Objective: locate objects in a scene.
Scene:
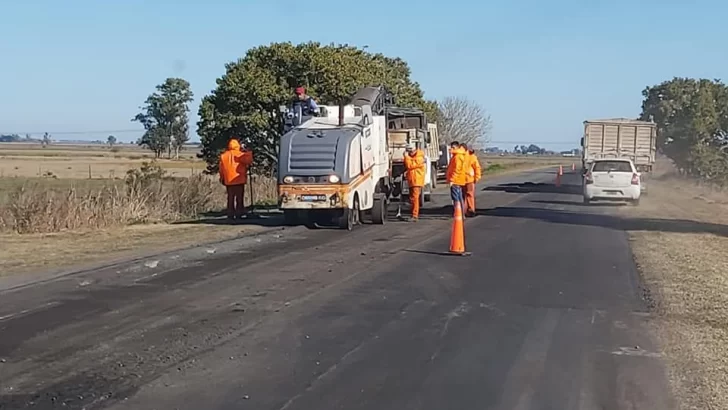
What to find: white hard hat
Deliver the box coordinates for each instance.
[405,143,415,151]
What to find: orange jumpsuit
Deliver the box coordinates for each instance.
[403,149,426,219]
[219,139,254,219]
[464,150,482,214]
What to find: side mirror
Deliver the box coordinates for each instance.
[425,131,432,144]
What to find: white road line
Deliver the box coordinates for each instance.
[0,301,61,322]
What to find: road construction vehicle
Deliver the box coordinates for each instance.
[581,118,656,193]
[277,86,393,230]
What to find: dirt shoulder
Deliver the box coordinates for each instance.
[619,166,728,409]
[0,222,274,278]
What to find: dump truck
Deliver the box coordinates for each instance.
[277,86,392,230]
[581,118,657,192]
[386,107,438,206]
[428,123,449,184]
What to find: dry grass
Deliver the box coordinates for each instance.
[619,159,728,409]
[0,171,277,234]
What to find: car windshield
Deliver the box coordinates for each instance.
[592,160,632,173]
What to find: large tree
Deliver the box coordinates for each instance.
[437,96,492,147]
[640,77,728,180]
[197,42,439,174]
[133,77,194,159]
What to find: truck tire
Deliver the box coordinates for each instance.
[371,196,386,225]
[430,165,438,189]
[424,184,432,202]
[339,196,361,231]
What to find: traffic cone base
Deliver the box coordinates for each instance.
[450,199,466,254]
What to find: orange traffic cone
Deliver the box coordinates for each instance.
[571,163,575,171]
[449,200,469,256]
[555,169,562,187]
[558,165,564,176]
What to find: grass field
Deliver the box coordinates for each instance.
[0,142,572,275]
[0,142,204,179]
[618,158,728,409]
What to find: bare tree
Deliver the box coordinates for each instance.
[438,96,492,148]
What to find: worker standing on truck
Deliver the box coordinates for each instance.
[463,144,482,217]
[446,141,468,217]
[293,86,320,116]
[219,138,254,220]
[403,143,426,221]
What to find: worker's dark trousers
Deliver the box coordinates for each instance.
[226,184,245,219]
[450,184,466,216]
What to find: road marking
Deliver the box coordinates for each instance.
[610,346,662,358]
[0,301,61,322]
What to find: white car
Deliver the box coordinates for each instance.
[583,158,641,205]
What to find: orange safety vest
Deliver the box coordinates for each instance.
[403,149,426,187]
[446,147,468,185]
[219,139,253,186]
[465,151,482,184]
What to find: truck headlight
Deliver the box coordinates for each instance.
[328,175,340,183]
[283,176,294,183]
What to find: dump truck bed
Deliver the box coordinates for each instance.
[582,118,656,172]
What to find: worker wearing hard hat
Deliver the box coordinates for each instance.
[463,144,482,216]
[219,138,254,220]
[446,141,468,216]
[293,86,320,116]
[403,143,426,221]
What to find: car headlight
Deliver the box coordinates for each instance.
[328,175,340,183]
[283,176,294,183]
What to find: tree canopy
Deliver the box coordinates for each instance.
[640,77,728,182]
[197,42,440,174]
[438,96,492,148]
[132,77,194,159]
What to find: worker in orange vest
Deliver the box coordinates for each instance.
[446,141,468,216]
[463,144,482,216]
[403,143,426,221]
[219,139,253,220]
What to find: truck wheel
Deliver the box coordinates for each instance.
[419,189,425,207]
[430,165,438,189]
[424,184,432,202]
[371,196,386,225]
[339,196,360,231]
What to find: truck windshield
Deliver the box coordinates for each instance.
[592,161,632,172]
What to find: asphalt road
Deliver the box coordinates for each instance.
[0,168,676,410]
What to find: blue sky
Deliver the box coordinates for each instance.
[1,0,727,150]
